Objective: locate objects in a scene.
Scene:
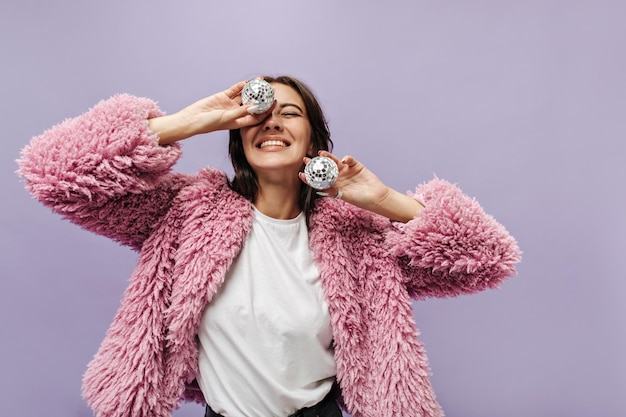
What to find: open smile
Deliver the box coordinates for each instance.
[256,136,291,149]
[259,140,289,149]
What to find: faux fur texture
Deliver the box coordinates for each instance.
[17,95,521,417]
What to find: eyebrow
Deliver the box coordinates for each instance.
[279,103,304,113]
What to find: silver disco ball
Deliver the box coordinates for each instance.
[241,79,275,114]
[304,156,339,190]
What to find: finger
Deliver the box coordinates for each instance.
[224,81,247,99]
[218,108,258,131]
[317,149,334,158]
[317,150,341,166]
[340,155,358,167]
[233,101,274,120]
[246,105,261,114]
[230,107,273,129]
[229,104,254,120]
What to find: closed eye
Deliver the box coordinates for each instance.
[279,103,305,118]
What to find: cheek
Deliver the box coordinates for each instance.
[303,128,313,154]
[240,127,259,151]
[240,127,253,142]
[238,129,255,159]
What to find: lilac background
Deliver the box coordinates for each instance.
[2,1,625,416]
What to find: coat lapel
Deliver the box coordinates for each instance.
[308,199,372,411]
[162,171,255,399]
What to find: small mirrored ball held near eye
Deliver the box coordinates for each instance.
[304,156,339,190]
[241,79,275,114]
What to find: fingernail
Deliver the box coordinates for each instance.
[246,105,260,114]
[316,191,329,197]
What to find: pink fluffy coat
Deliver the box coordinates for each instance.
[17,94,521,417]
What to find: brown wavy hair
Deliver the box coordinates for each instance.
[228,75,334,219]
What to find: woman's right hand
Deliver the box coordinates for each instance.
[149,80,274,145]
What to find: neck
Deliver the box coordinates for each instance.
[254,177,302,220]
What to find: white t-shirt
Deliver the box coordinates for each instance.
[196,208,337,417]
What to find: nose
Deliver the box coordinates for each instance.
[262,111,282,131]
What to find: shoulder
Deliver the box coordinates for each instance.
[173,167,253,215]
[310,198,391,239]
[175,168,228,196]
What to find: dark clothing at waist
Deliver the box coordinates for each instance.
[204,389,342,417]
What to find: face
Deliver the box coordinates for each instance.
[240,83,312,179]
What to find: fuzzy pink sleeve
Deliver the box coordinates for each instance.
[17,94,186,250]
[387,178,521,298]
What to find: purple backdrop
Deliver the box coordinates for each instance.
[2,1,624,416]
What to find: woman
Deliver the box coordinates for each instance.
[17,75,520,417]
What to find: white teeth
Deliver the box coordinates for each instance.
[259,140,287,148]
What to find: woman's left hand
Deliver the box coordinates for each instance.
[300,151,424,222]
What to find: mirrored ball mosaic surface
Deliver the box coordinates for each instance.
[241,79,275,114]
[304,156,339,190]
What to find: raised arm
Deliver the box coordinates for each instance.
[387,178,521,298]
[302,151,520,298]
[149,80,275,145]
[300,151,425,223]
[17,94,186,249]
[18,82,274,250]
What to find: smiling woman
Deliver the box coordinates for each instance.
[16,74,520,417]
[240,83,316,218]
[229,76,332,219]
